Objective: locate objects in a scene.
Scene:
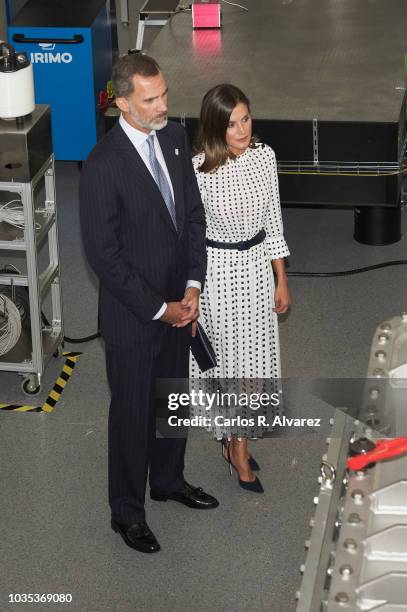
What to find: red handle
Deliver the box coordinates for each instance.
[347,437,407,470]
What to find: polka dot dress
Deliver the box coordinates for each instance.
[190,144,290,437]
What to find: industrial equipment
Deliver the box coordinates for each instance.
[296,312,407,611]
[0,105,63,395]
[7,0,112,160]
[148,0,406,244]
[0,42,34,119]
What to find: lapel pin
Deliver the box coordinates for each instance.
[175,148,179,156]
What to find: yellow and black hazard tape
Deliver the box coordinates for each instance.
[41,352,81,413]
[0,351,82,413]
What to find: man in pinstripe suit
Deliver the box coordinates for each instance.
[80,54,218,554]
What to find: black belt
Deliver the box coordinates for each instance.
[206,229,266,251]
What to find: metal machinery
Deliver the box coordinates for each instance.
[0,105,63,395]
[7,0,112,161]
[296,312,407,611]
[144,0,407,245]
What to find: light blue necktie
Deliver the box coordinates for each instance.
[146,135,177,229]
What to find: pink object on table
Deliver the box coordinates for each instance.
[192,1,221,29]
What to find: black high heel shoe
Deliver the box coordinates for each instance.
[248,456,260,471]
[220,439,264,493]
[221,441,260,471]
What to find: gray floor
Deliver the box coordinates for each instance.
[1,160,406,611]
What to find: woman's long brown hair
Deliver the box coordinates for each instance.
[195,84,257,173]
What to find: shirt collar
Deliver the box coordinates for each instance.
[119,114,156,149]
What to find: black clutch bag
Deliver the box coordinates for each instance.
[190,322,217,372]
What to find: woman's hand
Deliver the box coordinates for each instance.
[273,280,291,314]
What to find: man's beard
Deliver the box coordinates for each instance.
[129,106,168,131]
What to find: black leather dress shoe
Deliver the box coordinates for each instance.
[150,481,219,509]
[111,519,160,553]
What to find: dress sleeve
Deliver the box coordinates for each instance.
[264,146,290,260]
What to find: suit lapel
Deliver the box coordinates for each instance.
[111,124,178,234]
[156,128,185,237]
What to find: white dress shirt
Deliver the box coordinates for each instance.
[119,114,201,320]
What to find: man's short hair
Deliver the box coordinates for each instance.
[112,54,161,98]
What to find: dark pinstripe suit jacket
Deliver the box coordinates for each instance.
[79,120,207,347]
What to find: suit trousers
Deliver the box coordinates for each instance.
[105,325,190,524]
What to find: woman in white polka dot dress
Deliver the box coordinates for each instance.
[190,84,291,493]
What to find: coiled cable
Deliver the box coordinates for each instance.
[0,199,40,230]
[0,293,22,356]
